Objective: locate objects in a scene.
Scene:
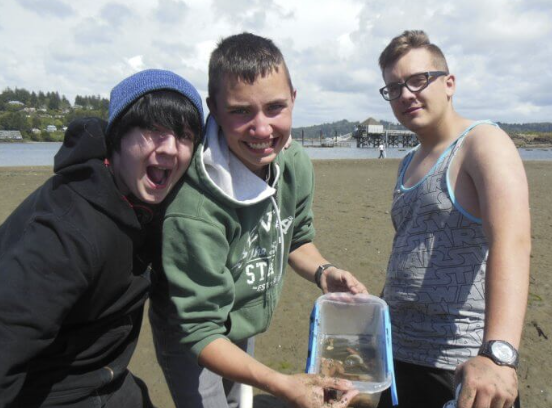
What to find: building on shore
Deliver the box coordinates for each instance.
[0,130,23,141]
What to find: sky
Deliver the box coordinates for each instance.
[1,0,551,127]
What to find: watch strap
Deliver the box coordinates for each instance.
[314,263,334,289]
[478,340,519,369]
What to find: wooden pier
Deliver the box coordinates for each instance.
[300,129,352,148]
[353,126,418,148]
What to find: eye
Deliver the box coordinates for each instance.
[229,107,249,115]
[267,103,285,112]
[387,84,401,94]
[407,74,427,89]
[178,129,196,142]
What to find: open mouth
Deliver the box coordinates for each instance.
[146,166,171,188]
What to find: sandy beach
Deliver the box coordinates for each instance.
[1,159,550,407]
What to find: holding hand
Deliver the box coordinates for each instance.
[279,373,359,408]
[455,356,518,408]
[318,265,368,295]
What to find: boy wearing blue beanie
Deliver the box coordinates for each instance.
[150,33,367,408]
[0,69,203,407]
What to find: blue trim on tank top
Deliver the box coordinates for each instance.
[399,144,453,192]
[399,120,496,196]
[445,119,498,224]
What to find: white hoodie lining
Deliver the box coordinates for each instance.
[200,117,279,206]
[199,116,286,314]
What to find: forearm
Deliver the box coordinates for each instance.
[288,243,368,294]
[287,242,328,283]
[198,338,290,398]
[198,338,358,407]
[484,239,531,348]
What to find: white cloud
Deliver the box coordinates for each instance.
[0,0,550,124]
[17,0,75,18]
[211,0,293,30]
[127,55,145,71]
[100,3,135,26]
[155,0,190,24]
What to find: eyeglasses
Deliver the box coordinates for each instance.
[379,71,448,101]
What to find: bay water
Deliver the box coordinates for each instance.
[1,142,552,167]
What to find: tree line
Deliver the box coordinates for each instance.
[2,86,551,142]
[0,87,108,112]
[292,119,552,141]
[0,87,109,141]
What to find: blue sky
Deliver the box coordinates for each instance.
[1,0,551,126]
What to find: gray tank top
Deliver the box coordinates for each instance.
[384,120,497,370]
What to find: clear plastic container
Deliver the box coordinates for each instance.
[306,293,396,401]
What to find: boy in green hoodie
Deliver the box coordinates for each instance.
[149,33,367,408]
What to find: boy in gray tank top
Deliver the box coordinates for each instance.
[376,31,530,408]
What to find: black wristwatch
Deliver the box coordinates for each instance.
[478,340,519,370]
[314,263,334,289]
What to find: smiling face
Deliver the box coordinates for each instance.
[110,126,194,204]
[383,48,455,134]
[208,65,296,177]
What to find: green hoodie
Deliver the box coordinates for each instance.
[150,116,316,359]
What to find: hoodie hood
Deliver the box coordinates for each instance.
[53,118,142,229]
[196,116,280,207]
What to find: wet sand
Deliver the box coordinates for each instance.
[1,159,550,407]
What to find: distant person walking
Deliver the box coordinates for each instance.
[378,143,385,158]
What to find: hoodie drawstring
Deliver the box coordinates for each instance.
[268,195,285,318]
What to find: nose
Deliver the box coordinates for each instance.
[398,84,417,102]
[249,112,272,138]
[156,133,178,155]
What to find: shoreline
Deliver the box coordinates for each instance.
[3,139,552,148]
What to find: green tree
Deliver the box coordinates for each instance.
[61,95,71,110]
[0,112,29,131]
[31,115,41,129]
[30,91,38,108]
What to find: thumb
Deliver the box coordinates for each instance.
[317,376,355,392]
[454,363,465,390]
[327,389,360,408]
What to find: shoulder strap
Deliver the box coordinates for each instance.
[396,148,417,188]
[446,120,498,165]
[455,120,498,149]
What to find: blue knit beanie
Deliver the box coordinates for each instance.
[106,69,204,136]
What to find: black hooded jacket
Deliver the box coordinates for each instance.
[0,118,153,406]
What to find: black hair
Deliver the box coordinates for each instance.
[208,32,293,102]
[107,90,202,156]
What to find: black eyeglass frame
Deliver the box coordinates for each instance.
[379,71,449,101]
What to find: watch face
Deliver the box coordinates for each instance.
[491,342,516,363]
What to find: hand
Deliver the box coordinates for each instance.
[321,267,368,295]
[455,356,518,408]
[279,373,359,408]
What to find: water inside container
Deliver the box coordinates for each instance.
[318,334,385,392]
[306,293,394,396]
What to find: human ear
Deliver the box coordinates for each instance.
[206,97,218,122]
[445,74,456,97]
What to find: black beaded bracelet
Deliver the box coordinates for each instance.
[314,263,334,289]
